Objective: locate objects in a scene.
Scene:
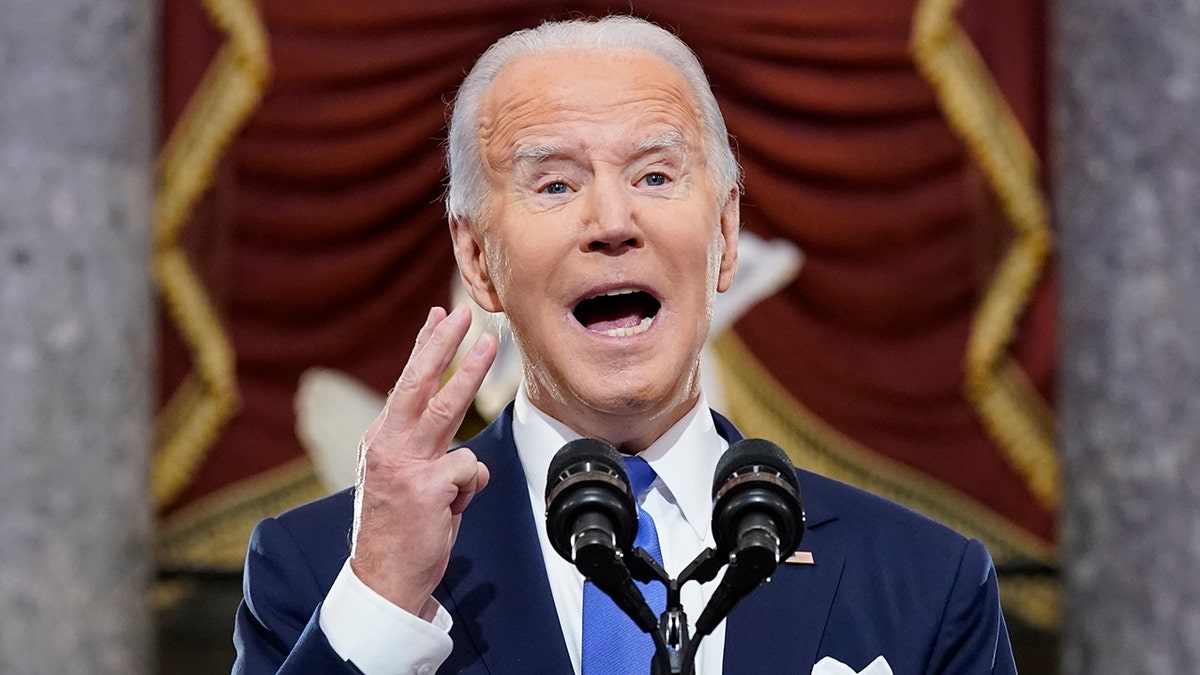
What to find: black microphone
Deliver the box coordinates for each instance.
[694,438,804,637]
[545,438,659,634]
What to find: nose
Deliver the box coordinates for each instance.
[581,175,642,254]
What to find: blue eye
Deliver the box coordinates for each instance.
[543,181,570,195]
[642,173,668,187]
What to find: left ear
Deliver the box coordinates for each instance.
[716,188,740,293]
[450,217,503,312]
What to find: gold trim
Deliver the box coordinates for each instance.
[713,333,1055,564]
[1001,577,1061,634]
[713,333,1059,629]
[911,0,1059,510]
[152,0,271,507]
[157,459,328,570]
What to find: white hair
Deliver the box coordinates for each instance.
[445,15,741,226]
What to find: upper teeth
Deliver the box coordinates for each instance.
[598,288,639,297]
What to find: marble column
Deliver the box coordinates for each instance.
[1055,0,1200,672]
[0,0,156,672]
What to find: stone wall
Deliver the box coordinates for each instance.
[1056,0,1200,672]
[0,0,156,672]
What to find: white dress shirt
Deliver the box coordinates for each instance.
[321,386,730,674]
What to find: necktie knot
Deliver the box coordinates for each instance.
[623,455,657,498]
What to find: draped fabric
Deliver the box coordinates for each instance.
[157,0,1054,573]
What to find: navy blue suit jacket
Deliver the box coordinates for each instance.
[233,407,1016,673]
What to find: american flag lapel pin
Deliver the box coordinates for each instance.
[785,550,815,565]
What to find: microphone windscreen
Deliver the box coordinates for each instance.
[545,437,627,502]
[712,438,799,498]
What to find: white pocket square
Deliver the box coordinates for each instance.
[811,656,893,675]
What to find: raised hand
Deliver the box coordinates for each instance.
[349,305,498,618]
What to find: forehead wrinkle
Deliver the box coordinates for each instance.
[477,50,706,176]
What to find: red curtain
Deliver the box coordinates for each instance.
[159,0,1053,547]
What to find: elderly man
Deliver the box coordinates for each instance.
[233,16,1016,675]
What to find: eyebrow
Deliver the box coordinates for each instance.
[509,131,689,167]
[510,143,568,165]
[634,131,688,157]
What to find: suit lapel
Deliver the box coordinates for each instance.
[439,409,842,673]
[723,470,845,672]
[438,408,573,674]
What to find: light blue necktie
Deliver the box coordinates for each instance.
[581,455,666,674]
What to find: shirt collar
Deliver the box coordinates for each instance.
[513,383,728,540]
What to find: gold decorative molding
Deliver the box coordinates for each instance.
[1001,576,1061,634]
[712,332,1059,629]
[152,0,271,507]
[713,333,1055,563]
[911,0,1059,511]
[157,459,328,570]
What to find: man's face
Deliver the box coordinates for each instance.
[454,48,739,448]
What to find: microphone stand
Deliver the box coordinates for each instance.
[626,546,728,675]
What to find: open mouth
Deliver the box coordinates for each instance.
[572,288,662,338]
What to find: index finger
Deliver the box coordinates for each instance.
[366,305,479,456]
[360,306,447,451]
[406,331,498,459]
[402,306,448,374]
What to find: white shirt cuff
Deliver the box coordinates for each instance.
[319,560,454,675]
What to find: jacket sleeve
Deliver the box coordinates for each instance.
[926,538,1018,674]
[232,516,363,674]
